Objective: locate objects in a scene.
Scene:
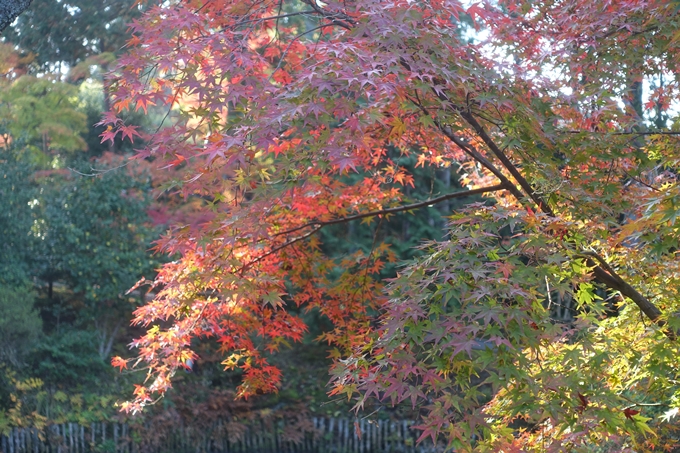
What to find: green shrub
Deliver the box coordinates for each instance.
[0,287,41,367]
[28,329,108,387]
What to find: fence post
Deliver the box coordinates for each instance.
[343,418,348,453]
[336,418,343,453]
[312,417,318,453]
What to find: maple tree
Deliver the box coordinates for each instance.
[106,0,680,450]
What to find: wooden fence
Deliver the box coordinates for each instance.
[1,418,443,453]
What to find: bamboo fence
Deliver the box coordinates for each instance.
[0,417,443,453]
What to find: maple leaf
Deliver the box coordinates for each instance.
[624,407,640,420]
[388,117,406,140]
[272,69,293,85]
[101,125,117,144]
[111,356,128,371]
[465,3,489,24]
[333,155,358,173]
[495,261,514,279]
[119,124,141,142]
[135,94,155,114]
[113,97,132,113]
[576,392,589,413]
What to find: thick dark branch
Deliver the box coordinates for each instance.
[413,83,545,210]
[406,92,527,204]
[578,251,670,334]
[320,183,507,225]
[0,0,31,33]
[459,111,554,216]
[412,80,543,209]
[622,171,661,192]
[274,183,509,238]
[436,123,527,202]
[459,112,672,338]
[592,265,672,336]
[407,26,669,338]
[416,77,671,335]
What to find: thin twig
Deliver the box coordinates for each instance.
[273,183,509,238]
[68,160,131,177]
[557,130,680,136]
[241,226,322,273]
[623,170,661,192]
[268,24,334,83]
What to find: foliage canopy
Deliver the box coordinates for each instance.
[3,0,143,69]
[107,0,680,450]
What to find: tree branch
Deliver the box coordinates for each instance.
[415,75,672,336]
[459,111,554,215]
[273,183,510,238]
[558,130,680,137]
[242,184,509,273]
[234,10,318,27]
[436,123,527,202]
[577,251,671,336]
[406,91,527,204]
[458,111,672,338]
[299,0,354,29]
[241,226,322,273]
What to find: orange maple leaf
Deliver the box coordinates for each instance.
[111,356,128,372]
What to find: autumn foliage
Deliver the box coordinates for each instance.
[106,0,680,450]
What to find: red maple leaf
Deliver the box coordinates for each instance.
[624,408,640,420]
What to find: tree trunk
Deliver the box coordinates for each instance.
[96,318,123,360]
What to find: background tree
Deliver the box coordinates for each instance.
[0,146,39,286]
[0,0,176,433]
[0,287,41,368]
[3,0,141,71]
[0,0,31,33]
[0,75,87,164]
[32,155,159,360]
[0,37,164,427]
